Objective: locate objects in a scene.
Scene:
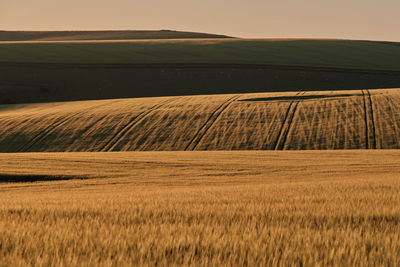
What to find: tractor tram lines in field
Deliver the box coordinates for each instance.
[2,89,400,152]
[185,95,240,151]
[361,89,377,149]
[378,94,400,149]
[100,97,178,152]
[273,92,304,150]
[16,116,70,152]
[366,90,378,149]
[16,101,113,152]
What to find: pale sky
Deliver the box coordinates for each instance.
[1,0,399,41]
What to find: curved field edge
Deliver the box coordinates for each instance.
[0,151,399,265]
[1,89,400,152]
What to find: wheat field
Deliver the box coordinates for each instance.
[1,89,400,152]
[0,151,399,266]
[2,31,400,267]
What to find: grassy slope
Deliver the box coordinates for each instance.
[0,30,232,41]
[2,39,400,105]
[0,151,399,265]
[1,39,400,71]
[1,89,400,152]
[1,39,400,104]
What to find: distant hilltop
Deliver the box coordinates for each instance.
[0,30,234,41]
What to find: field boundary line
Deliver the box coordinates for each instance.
[366,90,377,149]
[273,92,304,150]
[101,98,176,152]
[185,95,240,151]
[17,102,112,152]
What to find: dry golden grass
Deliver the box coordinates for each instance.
[1,89,400,152]
[0,151,399,266]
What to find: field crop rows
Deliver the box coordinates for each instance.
[0,89,400,152]
[369,91,400,149]
[0,151,400,266]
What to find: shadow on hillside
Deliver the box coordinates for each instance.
[0,174,87,183]
[239,93,363,102]
[1,63,400,105]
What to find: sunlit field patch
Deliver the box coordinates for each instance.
[0,151,399,265]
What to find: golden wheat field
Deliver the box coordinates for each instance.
[1,5,400,266]
[1,89,400,152]
[0,151,399,266]
[2,83,400,265]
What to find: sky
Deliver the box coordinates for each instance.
[1,0,399,41]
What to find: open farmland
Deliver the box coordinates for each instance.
[0,151,399,266]
[1,89,400,152]
[1,39,400,104]
[1,31,400,266]
[1,39,400,70]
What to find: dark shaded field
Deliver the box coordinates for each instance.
[1,38,400,104]
[1,40,399,69]
[1,62,400,104]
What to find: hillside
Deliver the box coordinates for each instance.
[1,88,399,152]
[0,30,232,42]
[1,39,400,104]
[1,33,400,266]
[1,39,399,70]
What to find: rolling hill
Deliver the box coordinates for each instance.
[1,36,400,151]
[1,39,400,104]
[1,88,399,152]
[0,30,232,42]
[1,31,400,266]
[1,39,399,69]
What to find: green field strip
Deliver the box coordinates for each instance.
[1,40,400,71]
